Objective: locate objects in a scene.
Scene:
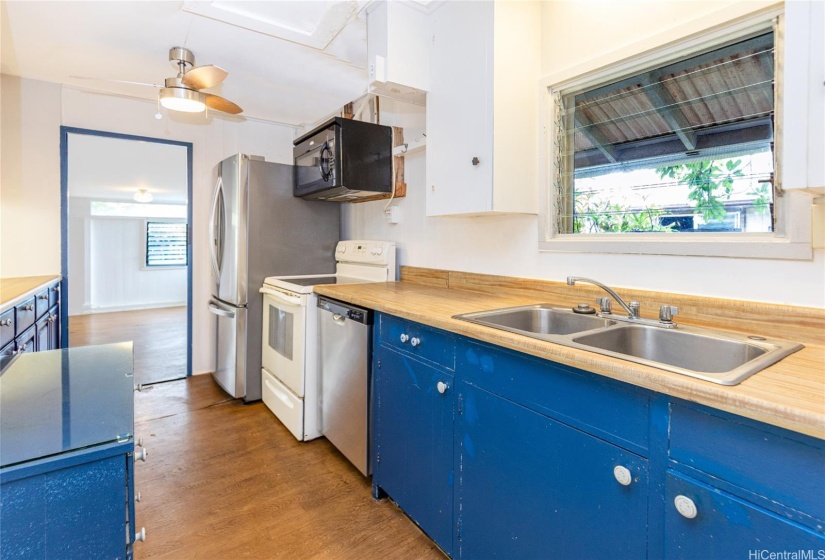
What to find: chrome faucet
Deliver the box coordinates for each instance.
[566,276,679,328]
[566,277,639,319]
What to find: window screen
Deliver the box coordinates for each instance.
[146,222,188,267]
[555,31,775,234]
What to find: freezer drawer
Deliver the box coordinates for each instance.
[209,298,247,399]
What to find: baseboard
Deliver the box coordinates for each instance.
[72,301,187,315]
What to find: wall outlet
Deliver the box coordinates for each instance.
[386,205,401,224]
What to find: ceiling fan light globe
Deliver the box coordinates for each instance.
[159,87,206,113]
[134,189,153,203]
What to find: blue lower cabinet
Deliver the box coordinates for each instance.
[456,382,649,560]
[665,471,825,559]
[372,344,455,555]
[371,314,825,558]
[0,444,133,560]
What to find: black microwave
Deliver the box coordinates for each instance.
[293,117,393,201]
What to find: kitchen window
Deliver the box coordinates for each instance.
[145,221,188,267]
[541,12,812,260]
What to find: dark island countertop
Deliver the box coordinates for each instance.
[0,343,134,469]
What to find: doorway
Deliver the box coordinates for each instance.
[60,127,193,384]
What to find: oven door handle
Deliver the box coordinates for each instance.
[259,287,303,307]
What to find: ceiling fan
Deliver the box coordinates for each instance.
[72,47,243,115]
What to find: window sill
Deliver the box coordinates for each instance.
[141,266,188,271]
[539,234,813,260]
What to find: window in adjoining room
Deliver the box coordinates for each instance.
[145,221,188,267]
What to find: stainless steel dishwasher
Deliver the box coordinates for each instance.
[317,296,373,475]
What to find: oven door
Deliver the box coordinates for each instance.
[261,288,307,397]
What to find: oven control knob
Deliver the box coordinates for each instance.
[337,245,346,253]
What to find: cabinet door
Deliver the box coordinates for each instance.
[426,0,493,216]
[665,471,825,559]
[457,382,649,559]
[47,306,59,350]
[35,318,49,352]
[373,346,454,554]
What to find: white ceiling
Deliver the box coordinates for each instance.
[0,0,371,125]
[67,133,189,204]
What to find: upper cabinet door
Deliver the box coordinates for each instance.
[427,1,494,216]
[426,1,540,217]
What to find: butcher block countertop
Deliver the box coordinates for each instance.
[0,276,61,313]
[314,272,825,440]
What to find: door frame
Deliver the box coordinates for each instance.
[59,126,194,377]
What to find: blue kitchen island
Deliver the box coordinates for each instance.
[0,343,140,559]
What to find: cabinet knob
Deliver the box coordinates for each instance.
[136,491,142,503]
[436,381,448,394]
[134,527,146,542]
[0,319,11,327]
[134,383,144,392]
[38,294,48,300]
[23,304,34,311]
[613,465,632,486]
[399,333,409,343]
[471,156,480,166]
[51,285,60,292]
[410,337,421,347]
[137,437,144,447]
[674,495,698,519]
[134,448,148,462]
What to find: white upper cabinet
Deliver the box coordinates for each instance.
[781,0,824,193]
[367,1,429,105]
[426,1,541,217]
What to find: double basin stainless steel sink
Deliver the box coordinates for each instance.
[453,304,803,385]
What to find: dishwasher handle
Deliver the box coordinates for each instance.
[317,296,372,326]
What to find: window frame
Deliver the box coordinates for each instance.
[538,6,813,260]
[143,219,189,270]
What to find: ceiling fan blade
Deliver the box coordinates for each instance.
[70,75,162,88]
[204,94,243,115]
[182,65,228,90]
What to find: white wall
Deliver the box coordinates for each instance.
[342,1,825,308]
[68,197,187,315]
[0,75,62,277]
[1,75,298,374]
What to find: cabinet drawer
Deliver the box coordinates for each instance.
[665,471,824,559]
[16,326,36,355]
[14,298,35,336]
[460,340,651,454]
[48,282,60,309]
[379,314,455,370]
[669,402,825,525]
[0,309,14,348]
[34,290,49,320]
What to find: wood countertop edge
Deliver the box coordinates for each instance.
[315,282,825,440]
[0,276,62,313]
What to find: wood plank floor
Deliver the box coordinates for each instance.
[69,307,187,386]
[134,375,447,560]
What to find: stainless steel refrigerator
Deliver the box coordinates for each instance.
[208,154,339,402]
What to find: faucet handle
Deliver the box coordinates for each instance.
[659,305,679,323]
[596,297,612,314]
[629,301,641,318]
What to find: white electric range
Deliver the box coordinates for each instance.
[258,240,396,441]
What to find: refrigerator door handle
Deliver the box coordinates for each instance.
[208,301,236,319]
[209,176,224,280]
